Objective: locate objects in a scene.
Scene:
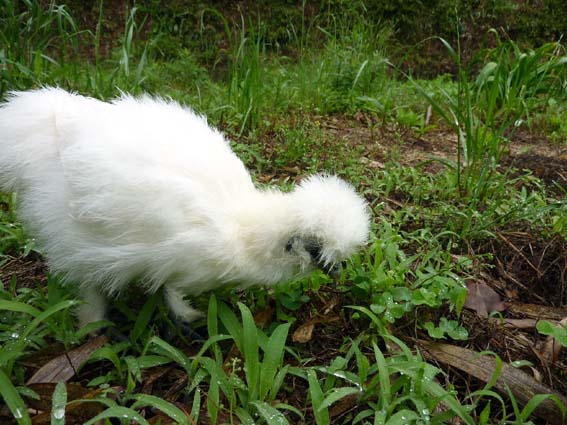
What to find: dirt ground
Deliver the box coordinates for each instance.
[1,114,566,424]
[252,113,567,418]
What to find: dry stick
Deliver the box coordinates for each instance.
[496,231,544,278]
[507,302,567,321]
[419,340,567,425]
[494,257,548,304]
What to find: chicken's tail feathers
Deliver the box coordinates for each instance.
[0,87,81,192]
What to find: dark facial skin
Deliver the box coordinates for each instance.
[286,236,342,278]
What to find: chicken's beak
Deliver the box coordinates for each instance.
[320,261,342,279]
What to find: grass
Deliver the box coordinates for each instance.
[1,1,567,424]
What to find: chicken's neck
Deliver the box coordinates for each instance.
[230,189,296,265]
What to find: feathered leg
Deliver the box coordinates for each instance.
[76,287,107,328]
[164,286,204,322]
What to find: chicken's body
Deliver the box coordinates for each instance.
[0,88,369,326]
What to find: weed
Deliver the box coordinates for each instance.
[412,35,567,202]
[0,0,79,96]
[1,3,567,424]
[536,320,567,348]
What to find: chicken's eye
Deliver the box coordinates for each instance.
[285,239,293,252]
[305,243,321,260]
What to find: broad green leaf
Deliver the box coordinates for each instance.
[132,393,190,424]
[319,387,361,411]
[537,320,567,347]
[235,407,255,425]
[89,346,123,375]
[307,370,329,425]
[84,406,149,425]
[207,371,220,425]
[135,355,172,369]
[0,300,41,317]
[251,401,290,425]
[273,402,304,420]
[385,409,420,424]
[146,336,191,375]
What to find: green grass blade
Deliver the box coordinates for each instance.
[352,59,369,90]
[0,300,41,317]
[197,357,231,402]
[384,410,420,424]
[130,290,160,343]
[307,369,329,425]
[207,294,223,363]
[190,388,201,423]
[89,346,124,376]
[273,402,304,420]
[319,387,361,411]
[260,322,290,400]
[235,407,255,424]
[520,394,566,422]
[372,342,392,408]
[238,302,259,400]
[84,406,150,425]
[0,370,31,425]
[22,299,79,338]
[131,393,190,424]
[51,381,67,425]
[251,401,290,425]
[218,301,243,350]
[0,340,26,368]
[146,336,191,375]
[206,371,220,425]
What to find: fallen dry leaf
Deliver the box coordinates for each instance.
[27,335,108,384]
[359,157,384,169]
[464,281,506,318]
[253,304,275,328]
[292,318,319,343]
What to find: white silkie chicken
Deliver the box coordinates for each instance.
[0,88,369,327]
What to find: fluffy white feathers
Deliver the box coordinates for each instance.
[0,88,370,326]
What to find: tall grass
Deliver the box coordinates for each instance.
[199,9,266,135]
[1,4,566,424]
[474,34,567,128]
[413,35,567,202]
[0,0,153,99]
[287,3,392,114]
[0,0,79,96]
[84,4,153,98]
[227,18,265,135]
